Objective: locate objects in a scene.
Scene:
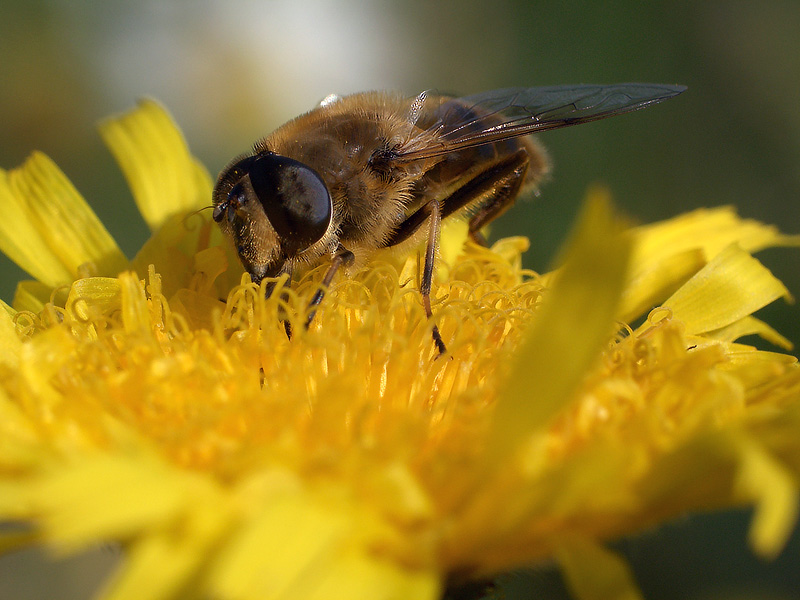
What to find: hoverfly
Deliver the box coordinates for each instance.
[212,83,686,353]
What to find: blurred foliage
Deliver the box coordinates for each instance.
[1,1,798,598]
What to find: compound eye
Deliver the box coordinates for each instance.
[248,154,332,257]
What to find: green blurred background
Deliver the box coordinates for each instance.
[1,1,798,598]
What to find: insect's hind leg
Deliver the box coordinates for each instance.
[463,150,529,246]
[385,148,530,249]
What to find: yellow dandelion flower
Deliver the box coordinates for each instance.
[1,100,800,600]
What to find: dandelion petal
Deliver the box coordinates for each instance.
[99,99,212,232]
[665,244,791,335]
[557,536,644,600]
[488,188,632,460]
[1,154,127,286]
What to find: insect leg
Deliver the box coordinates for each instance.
[255,264,295,339]
[379,198,448,354]
[421,199,448,355]
[462,150,528,246]
[305,245,355,329]
[384,149,529,248]
[379,150,529,354]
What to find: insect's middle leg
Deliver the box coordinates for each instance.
[379,149,530,355]
[260,247,354,338]
[420,199,447,355]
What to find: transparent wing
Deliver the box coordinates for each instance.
[396,83,686,161]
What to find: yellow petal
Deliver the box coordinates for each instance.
[664,244,791,336]
[557,536,644,600]
[99,99,213,232]
[0,305,21,369]
[487,188,632,461]
[631,206,800,265]
[102,532,206,600]
[0,299,13,319]
[706,315,793,350]
[12,280,64,314]
[618,247,705,323]
[99,491,228,600]
[211,489,349,599]
[130,213,207,297]
[66,277,123,325]
[29,455,221,551]
[0,169,72,285]
[170,288,224,331]
[119,271,153,336]
[1,154,127,286]
[619,208,800,323]
[621,207,800,323]
[303,548,438,600]
[735,439,799,558]
[210,482,438,600]
[0,384,40,476]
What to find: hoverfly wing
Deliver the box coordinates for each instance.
[395,83,686,162]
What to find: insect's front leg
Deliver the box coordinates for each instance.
[305,245,355,329]
[255,263,294,339]
[257,263,293,299]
